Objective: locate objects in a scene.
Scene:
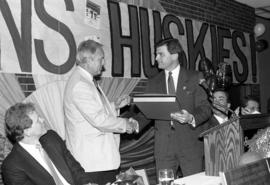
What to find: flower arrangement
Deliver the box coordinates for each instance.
[245,127,270,158]
[113,167,144,185]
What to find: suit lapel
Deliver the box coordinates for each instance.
[14,144,56,185]
[176,68,188,92]
[158,71,167,94]
[176,67,188,106]
[211,115,221,127]
[80,69,115,116]
[41,141,74,185]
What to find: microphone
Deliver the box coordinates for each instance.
[199,78,213,97]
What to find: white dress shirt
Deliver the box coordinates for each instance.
[165,65,180,93]
[214,114,228,124]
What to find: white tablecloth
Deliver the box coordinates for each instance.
[173,172,223,185]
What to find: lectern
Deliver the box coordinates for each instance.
[200,116,243,176]
[200,113,270,176]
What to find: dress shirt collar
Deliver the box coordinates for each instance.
[19,141,41,152]
[19,142,71,185]
[214,114,228,124]
[77,66,94,82]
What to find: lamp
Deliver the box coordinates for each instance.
[254,23,266,37]
[254,23,268,52]
[256,39,268,52]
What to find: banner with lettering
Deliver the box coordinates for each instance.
[0,0,257,83]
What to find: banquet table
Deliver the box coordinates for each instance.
[173,172,223,185]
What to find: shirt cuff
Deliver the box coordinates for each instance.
[135,122,139,133]
[190,115,196,127]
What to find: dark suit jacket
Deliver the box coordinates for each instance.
[204,115,220,131]
[2,130,91,185]
[136,68,211,169]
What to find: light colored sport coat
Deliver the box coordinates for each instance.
[63,66,127,172]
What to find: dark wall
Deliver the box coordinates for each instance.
[159,0,255,33]
[257,17,270,113]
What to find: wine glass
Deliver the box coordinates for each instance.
[158,169,174,185]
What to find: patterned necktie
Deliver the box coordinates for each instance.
[37,145,64,185]
[168,71,175,94]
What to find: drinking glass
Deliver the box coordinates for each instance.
[158,169,174,185]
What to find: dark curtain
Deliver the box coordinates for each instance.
[120,123,156,184]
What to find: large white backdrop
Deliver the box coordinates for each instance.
[0,0,258,83]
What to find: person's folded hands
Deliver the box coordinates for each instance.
[171,109,194,125]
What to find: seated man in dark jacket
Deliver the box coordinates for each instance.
[2,102,96,185]
[206,89,231,129]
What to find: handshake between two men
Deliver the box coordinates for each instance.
[114,94,196,134]
[114,94,139,134]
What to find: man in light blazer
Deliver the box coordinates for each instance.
[63,39,138,184]
[135,38,211,178]
[2,103,94,185]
